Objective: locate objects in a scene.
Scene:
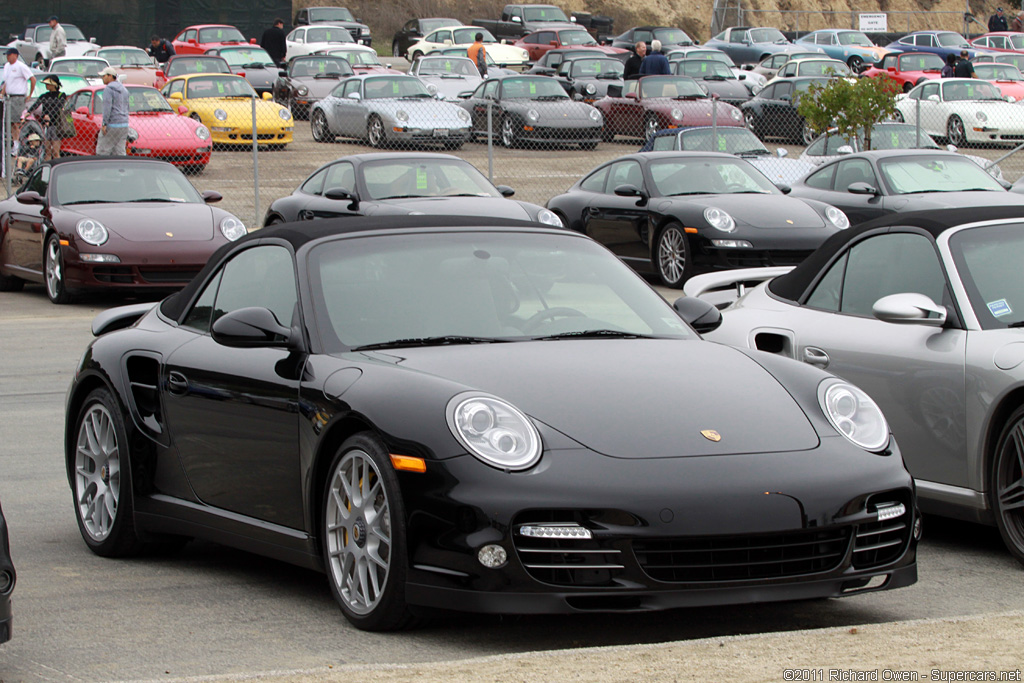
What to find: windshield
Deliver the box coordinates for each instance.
[364,76,430,99]
[185,75,256,98]
[53,162,202,205]
[52,59,107,77]
[559,29,597,46]
[35,25,87,42]
[653,28,693,45]
[950,222,1024,329]
[750,28,787,44]
[793,77,831,93]
[649,157,779,195]
[454,28,496,44]
[899,53,944,71]
[838,31,873,46]
[797,60,851,76]
[681,50,736,67]
[878,155,1004,194]
[997,53,1024,70]
[640,76,705,98]
[326,49,381,65]
[309,7,356,22]
[941,80,1003,101]
[362,159,501,200]
[94,87,173,113]
[307,26,353,43]
[289,57,353,77]
[417,57,478,76]
[974,64,1022,81]
[679,127,768,154]
[168,58,231,76]
[98,48,152,67]
[861,124,939,150]
[422,19,461,33]
[500,77,567,99]
[936,32,969,48]
[309,231,693,351]
[218,47,275,67]
[570,59,624,78]
[676,59,732,79]
[30,73,87,97]
[523,6,570,22]
[198,27,246,43]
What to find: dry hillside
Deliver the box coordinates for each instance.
[295,0,1011,52]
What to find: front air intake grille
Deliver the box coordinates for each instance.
[139,268,201,284]
[853,495,913,569]
[634,528,851,583]
[514,534,625,587]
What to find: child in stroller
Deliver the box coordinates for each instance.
[13,131,44,184]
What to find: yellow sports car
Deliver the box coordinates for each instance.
[160,73,293,147]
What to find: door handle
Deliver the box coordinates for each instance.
[298,209,314,220]
[802,346,830,369]
[167,371,190,395]
[587,206,600,215]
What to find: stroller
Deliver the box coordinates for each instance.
[13,123,45,186]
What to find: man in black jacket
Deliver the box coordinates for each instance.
[148,35,175,63]
[261,18,288,66]
[989,7,1009,32]
[624,41,646,79]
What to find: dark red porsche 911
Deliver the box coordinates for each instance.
[0,157,247,304]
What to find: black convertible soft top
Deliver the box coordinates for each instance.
[159,215,563,321]
[768,205,1024,302]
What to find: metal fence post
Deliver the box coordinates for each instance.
[712,97,718,143]
[487,100,494,182]
[252,95,259,229]
[3,97,11,197]
[916,96,921,148]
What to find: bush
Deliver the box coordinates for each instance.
[797,75,902,151]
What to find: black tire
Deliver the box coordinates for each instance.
[410,50,422,63]
[643,113,660,141]
[72,388,143,557]
[311,109,333,142]
[601,126,615,143]
[892,110,905,123]
[655,222,693,288]
[44,233,72,304]
[947,115,967,147]
[392,40,402,59]
[991,405,1024,567]
[367,114,386,148]
[500,115,520,148]
[847,55,864,72]
[322,433,415,631]
[743,109,758,137]
[903,81,914,94]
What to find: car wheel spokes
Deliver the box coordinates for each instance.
[659,228,685,283]
[46,238,62,299]
[75,404,120,541]
[326,449,391,615]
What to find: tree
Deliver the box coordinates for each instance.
[797,75,902,151]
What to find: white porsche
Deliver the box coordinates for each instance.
[894,78,1024,147]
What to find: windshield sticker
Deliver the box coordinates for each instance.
[529,82,536,94]
[701,62,708,72]
[217,81,225,94]
[416,168,428,189]
[891,131,900,147]
[718,135,728,151]
[393,81,400,94]
[988,299,1013,317]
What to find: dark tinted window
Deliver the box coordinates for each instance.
[805,252,846,311]
[580,166,610,192]
[301,168,327,195]
[182,270,223,332]
[839,233,946,316]
[803,164,834,190]
[213,245,298,329]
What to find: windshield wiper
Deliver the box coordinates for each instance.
[352,335,509,351]
[242,62,268,69]
[532,329,662,341]
[314,72,343,79]
[737,149,771,156]
[124,197,179,203]
[399,93,433,98]
[909,188,998,193]
[726,190,770,194]
[535,95,566,100]
[61,200,119,205]
[1007,321,1024,328]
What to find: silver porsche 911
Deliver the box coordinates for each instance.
[689,206,1024,566]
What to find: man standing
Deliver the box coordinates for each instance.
[48,16,66,65]
[148,35,175,63]
[96,67,129,156]
[638,39,670,76]
[467,33,487,77]
[1,48,36,149]
[989,7,1009,32]
[1012,10,1024,32]
[624,41,646,79]
[260,18,287,66]
[954,50,976,78]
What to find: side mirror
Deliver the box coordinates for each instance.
[549,41,558,46]
[249,38,257,45]
[673,297,723,334]
[738,73,747,80]
[887,66,896,72]
[168,92,183,100]
[188,39,198,45]
[742,64,753,70]
[279,69,288,77]
[76,106,89,114]
[16,190,45,205]
[156,70,165,78]
[837,144,855,155]
[927,94,939,102]
[776,147,788,158]
[613,184,647,204]
[625,91,639,100]
[872,293,947,327]
[444,39,453,46]
[779,94,791,101]
[775,183,792,194]
[211,307,295,348]
[262,92,272,100]
[346,91,361,100]
[201,190,222,203]
[847,181,880,196]
[495,185,515,197]
[177,105,188,114]
[325,186,359,209]
[511,16,522,23]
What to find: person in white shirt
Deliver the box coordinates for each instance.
[2,48,37,146]
[48,16,67,64]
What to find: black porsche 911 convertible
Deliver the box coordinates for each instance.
[64,215,917,631]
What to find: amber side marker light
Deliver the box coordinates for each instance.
[390,454,427,473]
[683,227,698,234]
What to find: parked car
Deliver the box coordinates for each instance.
[547,151,848,286]
[972,61,1024,100]
[788,150,1024,226]
[152,54,232,90]
[472,3,577,42]
[512,27,626,62]
[673,59,753,107]
[285,24,355,62]
[884,31,985,61]
[975,51,1024,71]
[273,55,355,118]
[740,76,833,145]
[970,31,1024,53]
[94,46,159,86]
[458,74,603,149]
[751,50,826,80]
[860,52,943,92]
[793,29,888,70]
[406,26,530,65]
[49,57,109,86]
[0,157,245,302]
[172,25,253,56]
[665,47,768,91]
[408,56,483,100]
[62,212,918,632]
[893,78,1024,146]
[205,45,278,94]
[425,47,518,76]
[293,6,372,46]
[309,74,471,149]
[775,57,852,80]
[319,46,402,75]
[694,204,1024,566]
[62,85,212,171]
[704,26,793,65]
[595,75,743,142]
[263,153,562,225]
[392,18,462,59]
[552,56,625,102]
[525,47,606,74]
[610,26,695,51]
[0,500,13,644]
[7,23,96,65]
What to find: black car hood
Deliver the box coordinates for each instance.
[61,203,216,241]
[368,196,533,220]
[360,339,820,457]
[655,194,826,228]
[701,79,751,98]
[883,190,1024,211]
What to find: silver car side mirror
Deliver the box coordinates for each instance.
[872,293,947,327]
[837,145,854,155]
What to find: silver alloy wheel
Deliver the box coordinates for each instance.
[947,115,966,146]
[644,114,660,140]
[848,55,863,72]
[995,415,1024,559]
[893,110,905,123]
[312,110,330,142]
[45,235,63,301]
[743,109,756,132]
[658,225,687,286]
[501,117,517,147]
[75,403,121,542]
[368,116,385,147]
[801,120,816,145]
[325,448,392,616]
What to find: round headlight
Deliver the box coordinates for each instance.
[703,207,735,233]
[825,206,850,229]
[278,108,292,120]
[584,83,596,95]
[670,107,683,120]
[219,216,247,241]
[818,380,890,452]
[1009,96,1018,103]
[195,125,210,140]
[76,218,109,246]
[296,85,309,96]
[976,111,987,122]
[447,394,541,471]
[127,127,140,143]
[214,108,228,121]
[536,209,562,226]
[731,109,742,121]
[527,108,539,122]
[457,108,470,122]
[395,109,409,122]
[589,108,601,121]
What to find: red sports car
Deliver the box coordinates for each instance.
[973,61,1024,100]
[0,157,246,304]
[172,24,254,55]
[61,85,212,171]
[152,54,232,90]
[594,75,743,141]
[970,31,1024,53]
[861,51,942,92]
[513,27,627,62]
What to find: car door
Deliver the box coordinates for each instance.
[582,159,650,263]
[468,80,498,133]
[300,161,359,219]
[3,166,49,277]
[802,157,886,224]
[915,81,942,136]
[332,78,365,136]
[162,243,305,528]
[792,230,967,488]
[65,90,95,154]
